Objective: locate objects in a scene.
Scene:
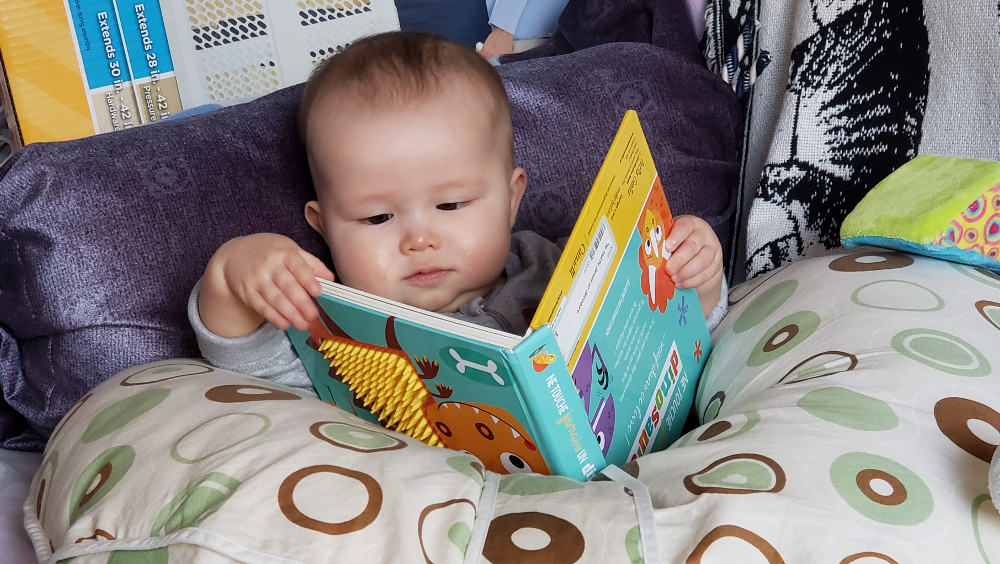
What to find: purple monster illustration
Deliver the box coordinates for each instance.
[571,342,615,456]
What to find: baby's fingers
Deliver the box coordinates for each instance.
[664,217,696,253]
[299,249,336,286]
[267,267,320,330]
[670,246,720,289]
[251,297,298,331]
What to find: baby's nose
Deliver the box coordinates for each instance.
[401,218,439,252]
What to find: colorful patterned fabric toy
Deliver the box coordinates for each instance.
[841,154,1000,272]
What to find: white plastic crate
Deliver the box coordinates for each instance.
[161,0,400,108]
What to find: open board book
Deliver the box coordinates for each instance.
[288,110,712,481]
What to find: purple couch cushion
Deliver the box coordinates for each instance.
[0,5,740,451]
[0,87,326,450]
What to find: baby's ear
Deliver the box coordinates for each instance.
[304,201,327,239]
[508,167,528,225]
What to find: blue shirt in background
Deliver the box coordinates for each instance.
[485,0,570,40]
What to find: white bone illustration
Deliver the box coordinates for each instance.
[449,348,504,385]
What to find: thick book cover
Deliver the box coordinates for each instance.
[531,110,712,464]
[288,110,712,480]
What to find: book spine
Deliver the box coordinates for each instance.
[508,326,605,481]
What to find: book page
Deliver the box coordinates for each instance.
[528,111,712,464]
[531,110,665,367]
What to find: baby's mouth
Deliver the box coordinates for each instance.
[406,268,450,285]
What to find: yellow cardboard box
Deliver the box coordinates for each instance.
[0,1,182,145]
[0,2,94,144]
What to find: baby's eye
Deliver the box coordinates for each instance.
[437,202,466,211]
[363,214,392,225]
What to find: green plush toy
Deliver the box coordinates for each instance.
[841,154,1000,272]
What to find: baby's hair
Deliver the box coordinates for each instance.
[299,31,512,155]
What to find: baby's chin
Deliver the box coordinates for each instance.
[351,279,499,315]
[400,290,485,315]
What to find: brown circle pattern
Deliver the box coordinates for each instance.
[482,512,586,563]
[828,252,914,272]
[703,390,726,421]
[309,421,406,453]
[856,469,907,506]
[840,551,901,563]
[934,397,1000,462]
[687,525,784,563]
[278,465,382,535]
[121,363,213,385]
[698,420,733,441]
[780,351,859,384]
[763,324,799,352]
[976,299,1000,331]
[683,453,786,495]
[74,529,115,543]
[205,384,302,403]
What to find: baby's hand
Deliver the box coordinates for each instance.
[663,215,724,315]
[199,233,336,337]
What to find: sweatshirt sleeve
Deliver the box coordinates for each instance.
[187,278,318,397]
[704,275,729,333]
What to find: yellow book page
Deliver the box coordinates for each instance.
[530,110,664,366]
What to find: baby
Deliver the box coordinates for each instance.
[190,31,727,393]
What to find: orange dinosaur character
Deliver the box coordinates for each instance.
[425,400,551,474]
[638,201,676,312]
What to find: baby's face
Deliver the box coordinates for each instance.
[305,84,525,313]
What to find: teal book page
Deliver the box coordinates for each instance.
[387,317,558,477]
[287,315,382,426]
[288,293,599,479]
[567,213,713,467]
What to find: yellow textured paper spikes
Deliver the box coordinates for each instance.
[318,338,441,447]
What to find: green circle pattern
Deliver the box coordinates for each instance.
[702,391,725,423]
[448,522,473,553]
[693,352,714,409]
[70,445,136,524]
[891,329,990,376]
[151,472,241,535]
[949,262,1000,290]
[82,388,170,443]
[830,452,933,526]
[733,279,798,333]
[171,413,272,464]
[972,493,998,561]
[625,525,643,563]
[318,422,400,451]
[850,280,944,312]
[981,302,1000,329]
[447,456,485,486]
[689,457,780,492]
[677,411,761,447]
[798,387,899,431]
